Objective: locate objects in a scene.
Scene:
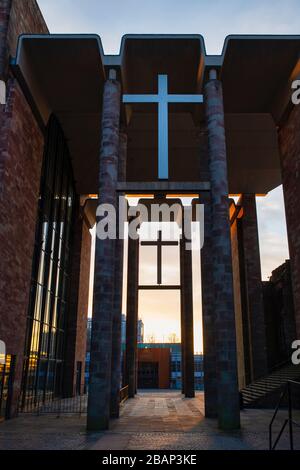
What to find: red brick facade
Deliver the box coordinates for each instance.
[7,0,48,58]
[0,0,12,78]
[279,103,300,338]
[0,0,48,416]
[1,1,48,80]
[0,80,45,415]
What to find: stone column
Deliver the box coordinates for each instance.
[110,132,127,418]
[200,192,218,417]
[238,194,267,380]
[87,71,120,431]
[125,233,139,398]
[64,201,92,397]
[204,70,240,430]
[180,222,195,398]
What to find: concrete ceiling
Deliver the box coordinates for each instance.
[13,34,300,195]
[14,35,105,194]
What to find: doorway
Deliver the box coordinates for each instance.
[138,362,159,388]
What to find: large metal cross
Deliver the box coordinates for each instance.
[141,230,178,285]
[123,74,203,180]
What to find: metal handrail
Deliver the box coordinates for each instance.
[269,380,300,450]
[120,385,129,405]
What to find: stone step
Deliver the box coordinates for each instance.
[241,364,300,407]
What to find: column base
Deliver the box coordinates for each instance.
[185,391,195,398]
[86,415,110,432]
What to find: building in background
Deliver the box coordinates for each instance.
[121,314,126,344]
[137,319,144,343]
[137,343,204,391]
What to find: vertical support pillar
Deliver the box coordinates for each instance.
[125,234,139,398]
[180,222,195,398]
[200,192,218,417]
[64,200,92,397]
[238,193,267,380]
[110,132,127,418]
[204,70,240,430]
[87,71,120,431]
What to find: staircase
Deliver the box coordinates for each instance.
[241,362,300,408]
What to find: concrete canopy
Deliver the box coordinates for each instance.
[220,35,300,119]
[219,35,300,194]
[14,34,106,194]
[12,34,300,195]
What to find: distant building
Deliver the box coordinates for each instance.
[137,319,144,343]
[137,343,204,391]
[85,332,203,391]
[121,314,126,344]
[120,315,144,343]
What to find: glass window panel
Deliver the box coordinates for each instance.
[22,116,75,407]
[54,267,61,299]
[52,297,58,329]
[46,361,55,394]
[162,245,180,285]
[138,290,181,343]
[40,324,49,359]
[30,321,40,358]
[56,331,64,360]
[36,250,46,287]
[139,246,157,285]
[58,302,66,330]
[36,360,47,398]
[33,285,43,321]
[60,272,69,301]
[43,291,52,326]
[57,233,64,263]
[49,328,57,359]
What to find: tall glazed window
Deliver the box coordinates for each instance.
[21,116,75,410]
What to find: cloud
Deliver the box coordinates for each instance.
[38,0,300,53]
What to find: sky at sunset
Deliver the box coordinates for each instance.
[38,0,293,351]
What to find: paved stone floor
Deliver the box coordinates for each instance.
[0,391,299,450]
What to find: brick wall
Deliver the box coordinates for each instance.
[279,103,300,338]
[0,0,12,78]
[7,0,48,57]
[263,261,296,368]
[0,0,48,80]
[0,80,45,416]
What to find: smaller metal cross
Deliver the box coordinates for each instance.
[141,230,178,285]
